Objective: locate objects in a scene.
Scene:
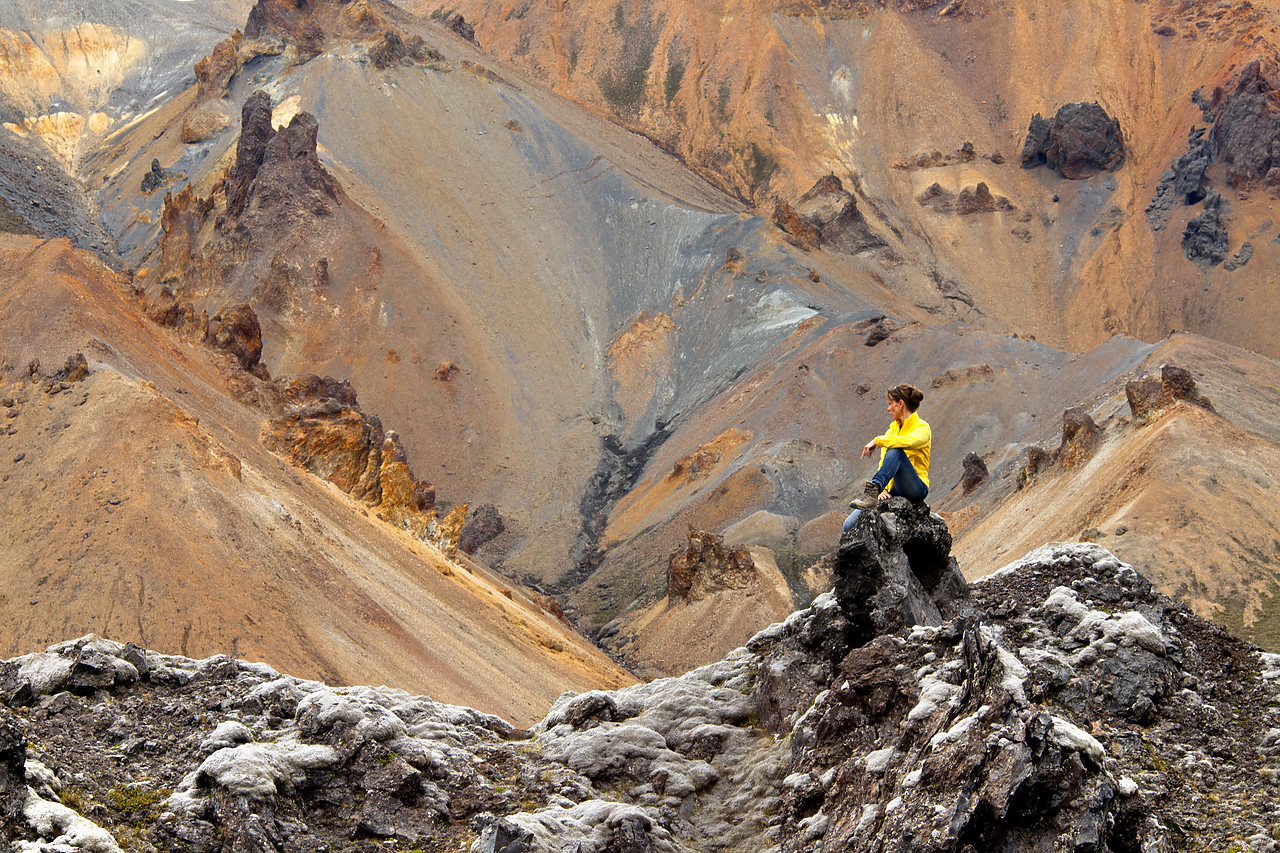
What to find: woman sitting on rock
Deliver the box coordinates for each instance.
[844,383,931,533]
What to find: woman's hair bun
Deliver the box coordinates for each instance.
[891,383,924,410]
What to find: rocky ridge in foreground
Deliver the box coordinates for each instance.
[1,505,1278,852]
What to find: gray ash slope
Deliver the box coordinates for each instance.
[1,505,1278,853]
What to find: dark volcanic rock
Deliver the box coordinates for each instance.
[1147,126,1213,228]
[1021,102,1125,179]
[4,536,1278,853]
[1211,60,1280,189]
[221,90,340,226]
[1223,239,1253,271]
[253,111,340,217]
[140,158,172,194]
[1182,188,1230,264]
[0,714,25,834]
[960,450,988,494]
[773,174,887,253]
[447,12,477,44]
[225,91,275,220]
[459,503,505,554]
[834,498,969,644]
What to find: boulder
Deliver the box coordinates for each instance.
[1182,189,1230,265]
[834,498,969,645]
[181,100,232,143]
[1020,102,1125,179]
[459,503,505,554]
[960,451,988,494]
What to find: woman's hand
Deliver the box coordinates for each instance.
[879,490,891,501]
[861,439,877,459]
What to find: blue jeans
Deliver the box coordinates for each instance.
[843,448,928,532]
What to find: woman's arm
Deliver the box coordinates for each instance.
[875,421,931,450]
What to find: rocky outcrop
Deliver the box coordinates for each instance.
[955,181,1013,214]
[960,450,988,494]
[1059,406,1103,469]
[1018,406,1105,484]
[224,91,276,220]
[1150,62,1280,237]
[667,529,755,601]
[223,91,339,224]
[773,174,886,253]
[1146,126,1212,227]
[1181,188,1230,264]
[370,30,445,69]
[459,503,505,554]
[157,185,215,285]
[835,498,969,645]
[1210,60,1280,190]
[194,31,243,102]
[185,30,284,143]
[261,379,446,544]
[245,0,390,45]
[2,536,1277,852]
[1125,364,1215,419]
[917,181,1014,215]
[252,110,340,217]
[139,158,182,194]
[446,12,478,44]
[892,141,977,169]
[1021,102,1125,179]
[206,303,265,375]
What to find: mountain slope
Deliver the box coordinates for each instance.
[0,234,631,726]
[419,0,1280,360]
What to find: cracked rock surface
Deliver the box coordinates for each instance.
[2,533,1278,852]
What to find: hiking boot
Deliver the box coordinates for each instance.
[850,480,882,510]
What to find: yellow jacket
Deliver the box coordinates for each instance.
[875,411,931,490]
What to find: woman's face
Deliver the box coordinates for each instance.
[887,395,907,422]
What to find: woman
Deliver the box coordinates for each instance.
[843,383,931,533]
